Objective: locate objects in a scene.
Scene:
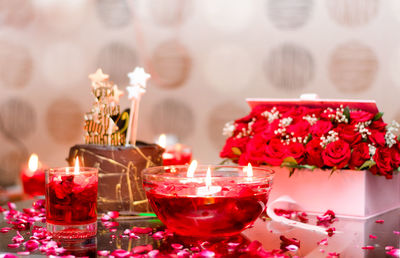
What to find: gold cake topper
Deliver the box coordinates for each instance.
[84,68,128,146]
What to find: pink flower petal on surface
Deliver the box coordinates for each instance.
[107,211,120,219]
[0,227,12,233]
[375,219,384,224]
[369,234,377,239]
[3,254,18,258]
[12,231,24,243]
[362,246,375,250]
[171,243,183,250]
[103,221,119,228]
[132,227,152,234]
[387,246,395,251]
[394,231,400,235]
[286,244,299,252]
[151,231,164,239]
[387,248,400,257]
[327,252,340,258]
[132,244,153,254]
[98,250,110,256]
[317,238,328,246]
[8,202,16,210]
[148,250,160,258]
[25,240,40,251]
[111,249,131,258]
[16,251,30,256]
[101,214,111,222]
[8,243,20,248]
[177,249,190,257]
[196,250,215,257]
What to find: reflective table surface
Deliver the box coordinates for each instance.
[0,199,399,257]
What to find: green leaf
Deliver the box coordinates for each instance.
[288,167,296,177]
[343,106,350,122]
[372,112,384,122]
[299,164,318,170]
[397,135,400,142]
[359,160,376,170]
[231,147,242,156]
[219,159,231,165]
[281,157,298,167]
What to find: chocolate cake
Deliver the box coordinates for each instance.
[67,141,163,213]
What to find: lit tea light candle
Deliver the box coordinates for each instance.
[196,166,222,196]
[243,163,253,181]
[157,134,192,166]
[20,153,45,196]
[45,160,98,239]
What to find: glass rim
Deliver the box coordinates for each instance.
[46,167,98,175]
[142,164,274,180]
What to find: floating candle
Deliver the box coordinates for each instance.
[20,154,45,196]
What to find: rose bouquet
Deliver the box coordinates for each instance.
[221,104,400,179]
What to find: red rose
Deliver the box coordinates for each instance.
[371,147,393,175]
[368,130,386,146]
[310,120,333,137]
[264,138,287,166]
[305,139,324,167]
[349,142,370,169]
[220,136,249,160]
[390,145,400,169]
[286,142,305,164]
[350,110,374,123]
[287,120,310,138]
[370,120,387,131]
[244,135,267,165]
[335,124,362,145]
[322,140,351,169]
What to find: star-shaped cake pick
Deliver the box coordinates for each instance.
[127,67,151,88]
[89,68,109,87]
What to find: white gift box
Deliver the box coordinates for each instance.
[269,167,400,218]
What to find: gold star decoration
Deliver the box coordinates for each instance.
[89,68,109,86]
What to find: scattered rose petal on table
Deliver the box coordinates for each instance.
[132,227,152,234]
[326,227,336,237]
[171,243,183,250]
[375,219,384,224]
[111,249,131,258]
[132,244,153,254]
[387,248,400,257]
[317,238,328,246]
[7,243,20,248]
[369,234,377,239]
[394,231,400,235]
[362,246,375,250]
[148,249,160,257]
[25,239,40,251]
[16,251,30,256]
[107,211,120,219]
[98,250,110,256]
[327,252,340,257]
[151,231,164,239]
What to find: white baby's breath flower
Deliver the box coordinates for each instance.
[222,121,235,137]
[385,120,400,147]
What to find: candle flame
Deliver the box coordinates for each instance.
[28,153,39,172]
[246,163,253,177]
[158,134,167,148]
[186,160,197,178]
[205,166,212,188]
[74,157,80,175]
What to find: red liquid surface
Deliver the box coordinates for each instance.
[145,183,269,238]
[46,174,97,225]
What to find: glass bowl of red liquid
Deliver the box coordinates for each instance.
[142,165,274,238]
[45,167,98,239]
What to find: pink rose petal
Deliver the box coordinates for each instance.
[387,246,395,251]
[317,238,328,246]
[132,244,153,254]
[197,250,215,257]
[151,231,164,239]
[101,214,111,222]
[148,250,160,258]
[12,231,24,243]
[171,243,183,250]
[107,211,120,219]
[17,251,30,256]
[132,227,152,234]
[387,248,400,257]
[0,227,12,233]
[3,254,18,258]
[369,234,377,239]
[394,231,400,235]
[111,249,131,258]
[286,244,299,252]
[375,219,384,224]
[8,243,20,248]
[327,252,340,258]
[362,246,375,250]
[8,202,16,210]
[177,249,190,257]
[98,250,110,256]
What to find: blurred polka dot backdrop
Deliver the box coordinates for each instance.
[0,0,399,186]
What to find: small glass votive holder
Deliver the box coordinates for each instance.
[45,167,98,239]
